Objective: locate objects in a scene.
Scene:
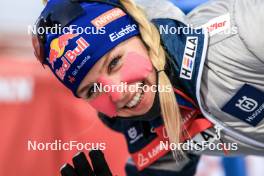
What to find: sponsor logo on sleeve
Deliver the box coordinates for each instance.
[201,13,231,36]
[222,84,264,126]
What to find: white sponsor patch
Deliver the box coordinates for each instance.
[91,8,126,28]
[180,36,198,80]
[201,13,231,36]
[109,24,137,42]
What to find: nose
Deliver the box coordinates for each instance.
[97,76,123,103]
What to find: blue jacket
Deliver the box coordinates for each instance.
[152,18,207,102]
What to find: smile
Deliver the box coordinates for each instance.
[125,82,144,109]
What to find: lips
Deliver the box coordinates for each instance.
[125,88,144,108]
[121,81,145,109]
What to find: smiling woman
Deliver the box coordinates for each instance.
[34,0,182,155]
[33,0,264,175]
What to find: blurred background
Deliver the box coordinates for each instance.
[0,0,263,176]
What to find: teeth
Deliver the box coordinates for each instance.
[126,88,144,108]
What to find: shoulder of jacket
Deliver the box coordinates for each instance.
[134,0,187,23]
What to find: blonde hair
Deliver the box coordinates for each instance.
[41,0,184,158]
[120,0,183,157]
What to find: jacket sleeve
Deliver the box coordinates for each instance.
[235,0,264,61]
[134,0,187,23]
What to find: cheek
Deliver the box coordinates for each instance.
[89,94,117,117]
[97,76,121,102]
[120,52,153,82]
[89,77,122,118]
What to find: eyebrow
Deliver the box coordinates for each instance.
[77,51,113,96]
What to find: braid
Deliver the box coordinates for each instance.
[120,0,184,158]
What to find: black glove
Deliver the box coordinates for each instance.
[60,150,112,176]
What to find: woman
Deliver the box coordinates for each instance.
[32,0,264,175]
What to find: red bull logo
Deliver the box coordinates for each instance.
[49,33,79,69]
[48,33,90,81]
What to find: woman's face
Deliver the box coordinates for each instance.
[77,36,157,118]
